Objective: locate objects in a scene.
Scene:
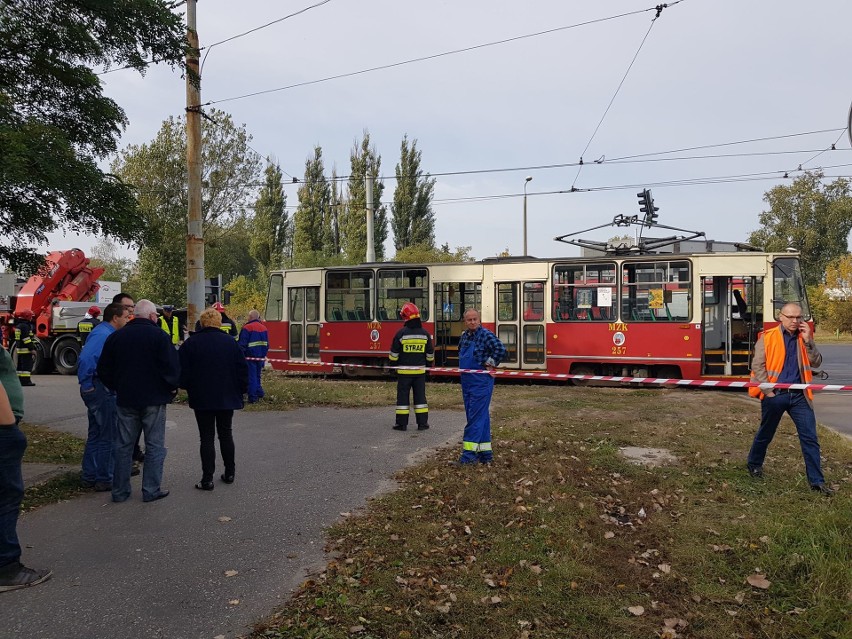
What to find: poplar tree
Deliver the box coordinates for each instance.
[251,159,290,274]
[339,132,387,263]
[391,135,436,251]
[292,146,331,267]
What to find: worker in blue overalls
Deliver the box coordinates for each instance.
[457,308,507,464]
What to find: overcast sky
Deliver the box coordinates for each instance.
[48,0,852,262]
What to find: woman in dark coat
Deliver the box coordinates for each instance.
[179,308,249,490]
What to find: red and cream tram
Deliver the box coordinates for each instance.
[263,250,810,381]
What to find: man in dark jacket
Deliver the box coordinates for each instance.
[180,308,248,489]
[388,303,434,431]
[97,299,180,503]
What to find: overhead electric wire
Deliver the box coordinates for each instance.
[201,0,333,72]
[571,4,666,189]
[791,129,848,173]
[198,4,666,108]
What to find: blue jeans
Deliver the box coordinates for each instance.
[80,381,117,484]
[113,405,167,502]
[0,423,26,569]
[748,391,825,486]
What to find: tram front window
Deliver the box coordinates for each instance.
[773,257,811,320]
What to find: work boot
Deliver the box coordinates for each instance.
[0,562,52,593]
[747,464,763,478]
[810,483,835,497]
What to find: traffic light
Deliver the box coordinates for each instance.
[637,189,659,226]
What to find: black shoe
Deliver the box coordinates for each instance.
[221,473,234,484]
[417,423,430,431]
[94,482,112,492]
[0,562,52,592]
[747,464,764,478]
[131,462,141,477]
[195,481,214,491]
[143,489,170,503]
[811,483,835,496]
[393,424,407,431]
[20,381,35,387]
[80,479,95,489]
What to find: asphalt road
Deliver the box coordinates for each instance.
[810,344,852,438]
[4,375,466,639]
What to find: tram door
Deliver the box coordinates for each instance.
[288,286,320,362]
[702,276,760,376]
[495,282,546,370]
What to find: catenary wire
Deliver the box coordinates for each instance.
[197,4,665,108]
[571,6,663,189]
[201,0,333,73]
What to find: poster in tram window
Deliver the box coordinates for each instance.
[648,288,664,309]
[597,287,612,307]
[576,288,593,309]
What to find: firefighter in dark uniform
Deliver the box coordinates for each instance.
[193,302,238,339]
[389,302,434,431]
[13,310,36,386]
[76,305,101,346]
[158,304,183,346]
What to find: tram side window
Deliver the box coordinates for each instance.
[435,282,481,321]
[325,270,373,321]
[377,268,429,320]
[622,260,690,322]
[265,274,284,321]
[552,263,616,322]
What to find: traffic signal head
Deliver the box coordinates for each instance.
[637,189,659,225]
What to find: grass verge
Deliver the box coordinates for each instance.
[250,384,852,639]
[20,423,86,512]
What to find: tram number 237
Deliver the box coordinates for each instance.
[611,346,627,355]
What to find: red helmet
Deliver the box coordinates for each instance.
[400,302,420,321]
[15,309,34,320]
[212,302,226,312]
[88,305,101,316]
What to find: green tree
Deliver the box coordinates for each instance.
[394,243,474,263]
[251,159,290,275]
[292,146,332,267]
[748,172,852,286]
[339,132,387,262]
[206,214,257,284]
[112,110,261,303]
[391,136,436,251]
[89,237,134,283]
[0,1,185,273]
[813,253,852,332]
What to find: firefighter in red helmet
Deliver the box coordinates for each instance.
[388,302,434,431]
[12,310,36,386]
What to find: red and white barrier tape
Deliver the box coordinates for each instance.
[246,356,852,392]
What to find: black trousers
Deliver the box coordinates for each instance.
[395,374,428,427]
[193,409,235,482]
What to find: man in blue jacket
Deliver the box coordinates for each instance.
[77,303,129,491]
[237,309,269,403]
[97,300,180,503]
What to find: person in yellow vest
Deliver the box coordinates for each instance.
[158,305,183,347]
[747,302,833,496]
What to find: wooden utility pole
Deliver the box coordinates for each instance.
[185,0,205,329]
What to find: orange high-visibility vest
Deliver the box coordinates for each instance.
[748,327,814,400]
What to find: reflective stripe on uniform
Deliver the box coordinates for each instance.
[395,406,410,415]
[414,404,428,414]
[397,368,425,375]
[17,372,31,378]
[16,349,29,355]
[462,441,492,452]
[247,340,268,348]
